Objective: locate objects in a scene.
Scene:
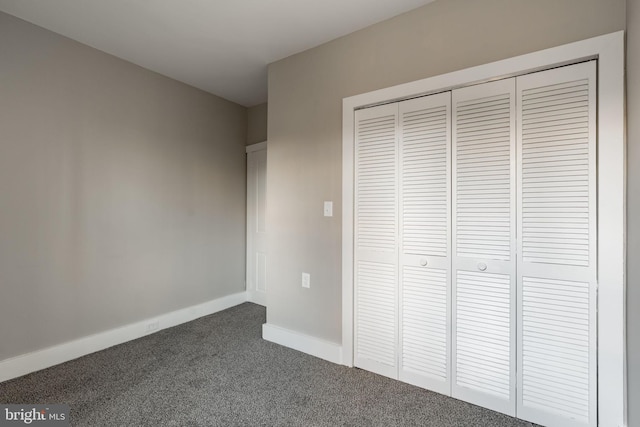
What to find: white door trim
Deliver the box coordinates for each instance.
[246,141,267,153]
[246,141,268,306]
[342,31,625,426]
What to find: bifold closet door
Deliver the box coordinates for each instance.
[451,79,517,416]
[354,103,399,379]
[353,61,597,427]
[516,61,597,427]
[398,93,452,395]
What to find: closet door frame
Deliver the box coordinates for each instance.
[342,31,625,427]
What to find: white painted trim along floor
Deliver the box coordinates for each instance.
[0,291,248,383]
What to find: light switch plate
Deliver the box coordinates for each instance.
[323,201,333,217]
[302,272,311,288]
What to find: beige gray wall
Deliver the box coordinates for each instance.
[266,0,628,403]
[627,0,639,424]
[247,103,268,145]
[0,12,247,361]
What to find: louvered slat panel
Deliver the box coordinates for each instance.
[455,270,511,399]
[356,261,396,366]
[401,104,448,256]
[354,104,398,380]
[455,93,512,260]
[516,61,597,427]
[521,277,591,423]
[452,79,515,417]
[402,266,448,380]
[520,78,591,267]
[356,112,397,252]
[398,93,451,394]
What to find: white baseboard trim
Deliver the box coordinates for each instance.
[0,291,248,383]
[262,323,342,365]
[246,290,266,307]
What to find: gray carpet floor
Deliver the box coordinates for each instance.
[0,303,539,426]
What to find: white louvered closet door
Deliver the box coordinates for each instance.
[398,93,452,395]
[451,79,517,416]
[354,103,399,379]
[516,61,597,427]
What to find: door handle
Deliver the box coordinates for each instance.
[420,258,428,267]
[477,262,487,271]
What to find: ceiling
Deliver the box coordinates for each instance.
[0,0,434,106]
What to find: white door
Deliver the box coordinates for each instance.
[351,61,597,427]
[246,143,267,306]
[398,93,452,395]
[451,78,517,416]
[354,103,399,379]
[516,61,597,427]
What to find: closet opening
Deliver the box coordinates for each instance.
[342,32,624,427]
